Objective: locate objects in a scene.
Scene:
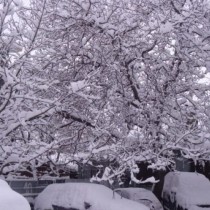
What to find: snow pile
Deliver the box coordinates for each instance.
[115,188,163,210]
[0,179,31,210]
[34,183,149,210]
[162,172,210,209]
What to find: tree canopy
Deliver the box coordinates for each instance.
[1,0,210,180]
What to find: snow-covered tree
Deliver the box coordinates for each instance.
[1,0,210,180]
[0,0,60,178]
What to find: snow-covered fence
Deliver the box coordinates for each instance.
[6,178,90,209]
[7,179,64,208]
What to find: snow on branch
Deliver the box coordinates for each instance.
[2,106,55,137]
[130,172,159,184]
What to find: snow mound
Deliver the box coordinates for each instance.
[0,179,31,210]
[35,183,149,210]
[162,172,210,209]
[115,188,163,210]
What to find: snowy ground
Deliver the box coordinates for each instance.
[0,179,31,210]
[35,182,149,210]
